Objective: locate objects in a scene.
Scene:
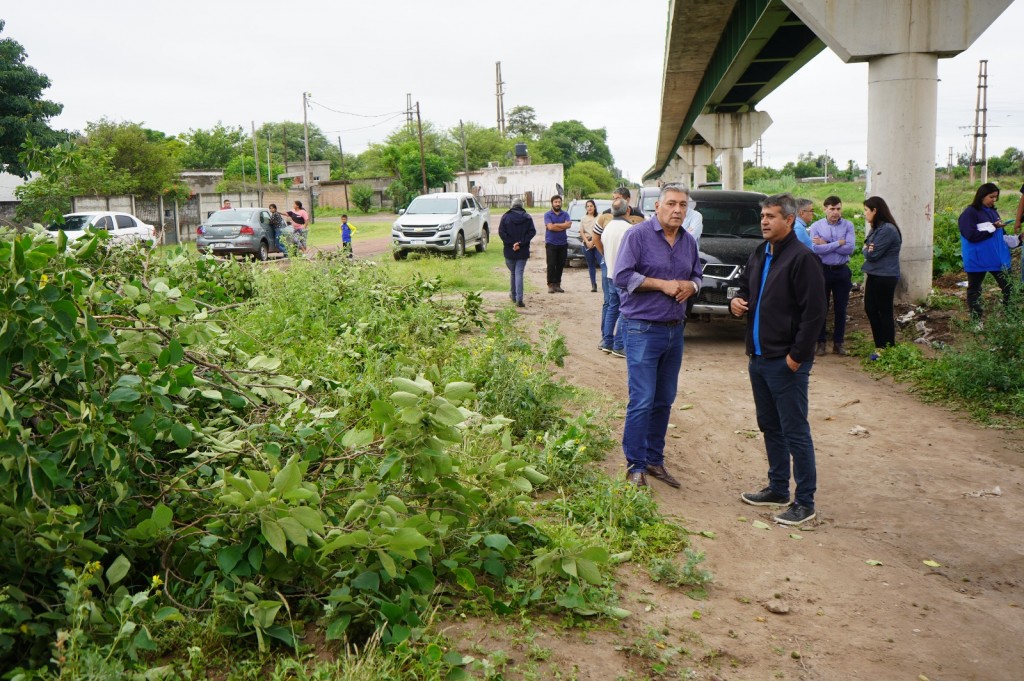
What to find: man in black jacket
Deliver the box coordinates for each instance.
[729,193,826,526]
[498,197,537,307]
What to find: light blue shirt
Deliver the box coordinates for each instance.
[794,217,813,249]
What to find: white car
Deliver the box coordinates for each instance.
[46,212,156,245]
[391,192,490,259]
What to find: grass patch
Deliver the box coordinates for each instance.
[382,247,514,293]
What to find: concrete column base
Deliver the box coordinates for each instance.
[693,112,772,191]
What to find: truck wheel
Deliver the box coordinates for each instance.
[393,249,408,261]
[453,233,466,258]
[475,227,489,252]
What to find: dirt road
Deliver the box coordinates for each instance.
[461,218,1023,680]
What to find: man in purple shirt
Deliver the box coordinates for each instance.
[612,183,703,489]
[809,195,855,356]
[543,195,571,293]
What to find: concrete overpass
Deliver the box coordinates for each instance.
[647,0,1015,301]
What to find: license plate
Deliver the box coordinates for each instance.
[213,242,230,248]
[411,239,426,245]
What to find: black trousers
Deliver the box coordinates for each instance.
[966,269,1012,319]
[546,244,567,285]
[863,274,898,349]
[819,264,852,343]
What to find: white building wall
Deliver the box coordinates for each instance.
[447,163,564,201]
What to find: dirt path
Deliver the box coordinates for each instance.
[461,219,1023,680]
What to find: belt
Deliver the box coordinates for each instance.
[822,263,849,271]
[636,318,682,327]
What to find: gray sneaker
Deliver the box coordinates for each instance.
[740,487,790,506]
[774,503,816,526]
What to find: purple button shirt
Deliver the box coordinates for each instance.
[612,216,703,322]
[809,217,855,265]
[544,209,570,246]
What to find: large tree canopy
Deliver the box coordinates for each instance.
[178,122,246,170]
[84,119,183,196]
[536,120,613,170]
[0,20,64,177]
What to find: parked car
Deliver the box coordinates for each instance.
[46,211,155,245]
[196,208,282,261]
[634,186,660,219]
[565,198,612,266]
[391,192,490,259]
[686,189,767,320]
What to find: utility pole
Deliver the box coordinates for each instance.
[947,146,954,178]
[303,92,313,221]
[338,136,349,210]
[251,121,262,197]
[406,93,414,132]
[754,137,764,168]
[495,61,506,137]
[267,130,272,185]
[969,59,988,184]
[822,148,829,181]
[415,102,428,194]
[282,124,287,168]
[459,119,470,192]
[239,126,247,192]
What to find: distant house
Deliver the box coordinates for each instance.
[280,161,331,189]
[0,172,33,222]
[446,163,564,207]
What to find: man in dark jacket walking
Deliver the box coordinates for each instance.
[498,198,537,307]
[729,193,826,526]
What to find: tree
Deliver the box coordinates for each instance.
[536,120,613,170]
[0,20,64,177]
[507,105,544,140]
[350,184,375,212]
[84,119,182,196]
[397,148,453,193]
[450,122,513,170]
[15,141,134,221]
[564,169,598,199]
[179,123,246,169]
[567,160,616,193]
[254,121,340,171]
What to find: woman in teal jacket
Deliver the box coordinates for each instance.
[958,183,1012,320]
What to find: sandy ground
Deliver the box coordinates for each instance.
[314,217,1022,679]
[443,217,1023,681]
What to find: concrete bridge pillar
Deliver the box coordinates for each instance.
[662,157,691,185]
[783,0,1014,302]
[676,144,717,189]
[693,112,772,191]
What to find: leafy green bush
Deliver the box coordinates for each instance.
[0,234,691,677]
[349,184,375,213]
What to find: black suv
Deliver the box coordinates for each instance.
[686,189,767,320]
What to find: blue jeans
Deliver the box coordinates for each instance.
[505,258,527,302]
[748,355,817,508]
[622,319,685,472]
[582,246,600,288]
[600,259,624,350]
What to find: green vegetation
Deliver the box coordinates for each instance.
[385,248,511,293]
[0,227,694,678]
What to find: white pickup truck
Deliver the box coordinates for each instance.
[391,192,490,259]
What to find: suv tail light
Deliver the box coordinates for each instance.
[239,225,254,235]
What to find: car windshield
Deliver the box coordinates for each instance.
[208,209,254,224]
[568,204,590,220]
[642,197,657,212]
[700,204,763,237]
[405,198,458,214]
[47,215,95,232]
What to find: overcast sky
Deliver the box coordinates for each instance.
[3,1,1022,182]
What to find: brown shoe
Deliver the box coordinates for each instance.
[833,342,847,356]
[626,470,648,487]
[815,341,826,357]
[646,464,681,489]
[554,285,565,293]
[548,284,556,294]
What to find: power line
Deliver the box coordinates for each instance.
[307,99,407,119]
[319,111,409,135]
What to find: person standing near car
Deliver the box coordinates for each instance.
[544,195,571,293]
[730,193,826,526]
[221,199,232,211]
[268,204,288,257]
[498,197,537,308]
[809,195,855,356]
[286,200,309,253]
[612,183,702,489]
[793,198,815,249]
[580,200,601,292]
[598,187,644,229]
[592,198,633,357]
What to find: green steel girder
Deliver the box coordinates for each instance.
[646,0,825,181]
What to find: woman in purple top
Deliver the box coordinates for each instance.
[958,183,1013,321]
